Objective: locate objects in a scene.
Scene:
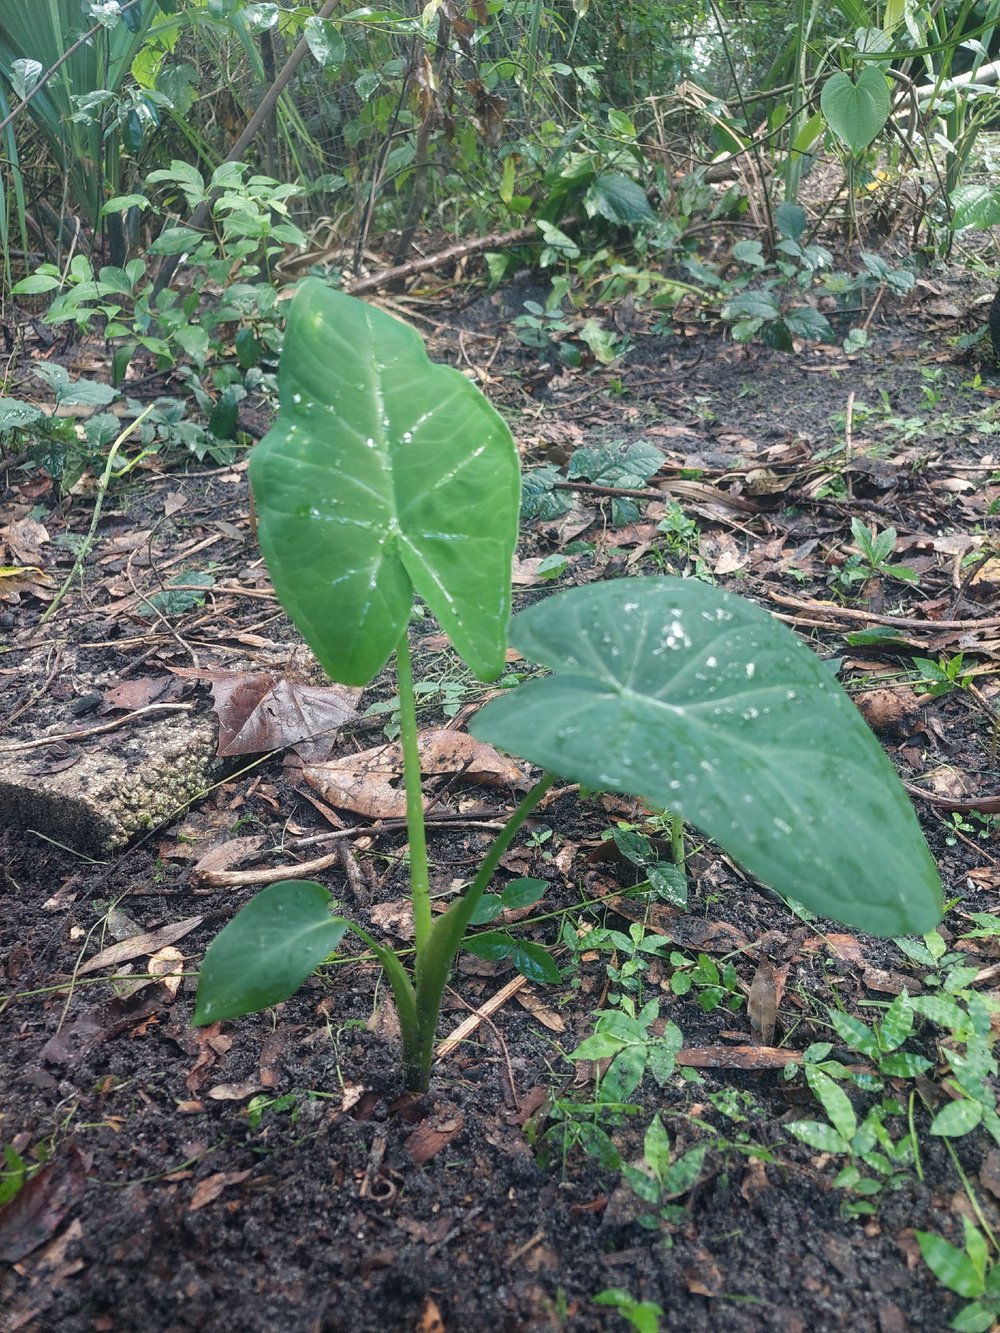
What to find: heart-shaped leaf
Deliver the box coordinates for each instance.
[471,577,943,937]
[192,880,348,1025]
[249,281,520,685]
[821,66,890,153]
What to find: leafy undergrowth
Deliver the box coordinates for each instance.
[2,275,1000,1331]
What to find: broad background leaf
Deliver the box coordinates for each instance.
[821,66,890,152]
[471,578,943,937]
[250,282,520,685]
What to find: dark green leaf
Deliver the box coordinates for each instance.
[472,578,943,937]
[193,880,349,1025]
[586,172,655,226]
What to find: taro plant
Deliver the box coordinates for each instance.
[192,281,944,1093]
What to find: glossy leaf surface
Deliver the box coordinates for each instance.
[472,577,943,937]
[249,281,520,685]
[192,880,347,1025]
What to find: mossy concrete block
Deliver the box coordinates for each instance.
[0,715,219,856]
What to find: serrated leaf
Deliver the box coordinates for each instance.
[193,880,349,1024]
[783,306,836,342]
[249,281,519,685]
[471,578,943,937]
[951,184,1000,232]
[722,291,782,321]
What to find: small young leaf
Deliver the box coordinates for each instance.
[930,1099,984,1138]
[916,1230,986,1300]
[193,880,349,1025]
[806,1065,857,1141]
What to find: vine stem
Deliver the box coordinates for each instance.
[394,627,432,953]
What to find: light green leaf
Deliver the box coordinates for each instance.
[916,1230,986,1299]
[249,281,520,685]
[821,66,891,152]
[930,1099,983,1138]
[304,17,346,68]
[0,399,42,430]
[11,274,61,295]
[785,1119,849,1153]
[806,1065,857,1141]
[567,1032,628,1061]
[951,184,1000,232]
[192,880,349,1025]
[471,578,943,937]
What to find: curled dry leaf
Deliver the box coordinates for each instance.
[303,728,527,820]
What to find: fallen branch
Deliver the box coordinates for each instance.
[345,219,578,295]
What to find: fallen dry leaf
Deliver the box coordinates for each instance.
[77,916,203,976]
[103,675,178,711]
[748,955,777,1046]
[209,672,361,761]
[192,836,267,880]
[0,1144,88,1263]
[304,728,527,820]
[406,1110,465,1166]
[188,1170,252,1212]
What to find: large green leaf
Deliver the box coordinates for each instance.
[249,281,520,685]
[821,66,890,153]
[471,578,943,937]
[192,880,348,1025]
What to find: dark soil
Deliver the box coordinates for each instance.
[3,267,1000,1332]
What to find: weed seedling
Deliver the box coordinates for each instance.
[192,283,943,1093]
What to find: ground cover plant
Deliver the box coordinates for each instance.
[192,281,943,1093]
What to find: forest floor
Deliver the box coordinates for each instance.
[2,256,1000,1332]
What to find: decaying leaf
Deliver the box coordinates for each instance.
[0,1144,88,1263]
[209,672,361,761]
[304,728,527,819]
[747,955,777,1046]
